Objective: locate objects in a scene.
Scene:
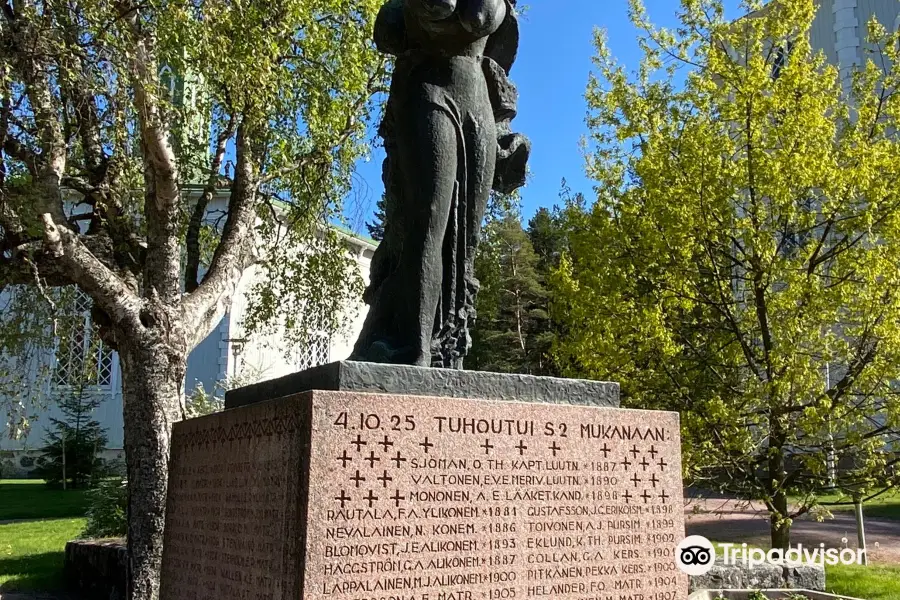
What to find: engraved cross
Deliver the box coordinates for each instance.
[631,473,642,488]
[648,445,659,459]
[391,451,407,468]
[378,435,394,452]
[363,490,378,508]
[419,437,434,453]
[629,445,641,459]
[649,473,660,488]
[658,457,668,471]
[639,457,651,471]
[549,441,561,457]
[365,450,380,468]
[516,440,528,455]
[621,456,632,471]
[641,490,653,503]
[334,490,351,508]
[337,449,352,468]
[622,490,633,504]
[350,470,366,488]
[481,439,494,455]
[390,490,405,507]
[351,434,367,452]
[377,470,393,488]
[659,490,670,504]
[599,443,611,458]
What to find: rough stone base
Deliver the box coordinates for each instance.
[689,559,825,592]
[64,539,126,600]
[224,360,619,409]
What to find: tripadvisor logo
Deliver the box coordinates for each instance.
[719,542,866,568]
[676,536,716,576]
[675,535,867,575]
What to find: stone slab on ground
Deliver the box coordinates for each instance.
[64,538,126,600]
[161,389,685,600]
[689,558,825,592]
[224,360,620,409]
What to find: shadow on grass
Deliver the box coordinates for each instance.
[0,550,66,592]
[0,482,89,521]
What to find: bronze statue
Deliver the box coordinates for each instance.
[351,0,530,369]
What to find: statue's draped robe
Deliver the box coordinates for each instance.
[352,0,529,368]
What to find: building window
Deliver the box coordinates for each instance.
[772,41,794,80]
[297,333,331,371]
[53,288,113,389]
[158,65,176,99]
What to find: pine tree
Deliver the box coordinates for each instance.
[470,213,552,374]
[366,195,387,241]
[34,380,108,489]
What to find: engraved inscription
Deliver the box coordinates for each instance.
[305,396,687,600]
[160,393,686,600]
[160,403,303,600]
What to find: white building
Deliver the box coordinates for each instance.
[807,0,899,90]
[0,198,376,476]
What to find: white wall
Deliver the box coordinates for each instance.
[224,237,374,386]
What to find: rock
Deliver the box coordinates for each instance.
[783,562,826,590]
[64,538,126,600]
[689,558,826,592]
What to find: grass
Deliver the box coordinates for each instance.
[0,479,90,521]
[812,492,900,522]
[0,518,86,592]
[826,563,900,599]
[0,479,90,592]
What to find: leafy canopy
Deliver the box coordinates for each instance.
[553,0,900,541]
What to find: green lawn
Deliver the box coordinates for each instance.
[813,492,900,522]
[0,479,89,521]
[0,479,89,592]
[826,563,900,600]
[0,518,86,592]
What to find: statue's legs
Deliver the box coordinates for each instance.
[350,56,497,368]
[392,104,459,366]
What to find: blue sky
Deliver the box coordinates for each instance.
[344,0,692,233]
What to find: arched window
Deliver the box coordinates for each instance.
[158,65,176,99]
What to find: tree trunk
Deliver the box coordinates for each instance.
[770,488,791,551]
[768,428,791,551]
[119,326,186,600]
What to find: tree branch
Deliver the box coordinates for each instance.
[185,117,235,292]
[182,121,260,348]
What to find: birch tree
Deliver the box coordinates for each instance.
[0,0,385,597]
[554,0,900,549]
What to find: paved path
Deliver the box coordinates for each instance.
[684,497,900,564]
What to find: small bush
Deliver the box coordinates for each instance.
[82,477,127,539]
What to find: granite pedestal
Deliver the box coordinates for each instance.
[161,367,687,600]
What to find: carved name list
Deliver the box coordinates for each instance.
[160,392,688,600]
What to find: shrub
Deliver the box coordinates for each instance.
[82,477,127,539]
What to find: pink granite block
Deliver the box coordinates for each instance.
[161,391,688,600]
